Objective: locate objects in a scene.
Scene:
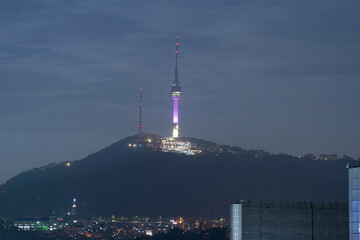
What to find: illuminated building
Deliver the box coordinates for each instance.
[170,36,182,138]
[230,203,241,240]
[348,162,360,240]
[13,217,59,231]
[160,138,194,155]
[71,198,77,216]
[230,201,347,240]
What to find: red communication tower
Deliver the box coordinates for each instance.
[138,88,143,135]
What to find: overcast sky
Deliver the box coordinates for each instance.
[0,0,359,183]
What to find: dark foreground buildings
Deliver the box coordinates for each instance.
[348,162,360,240]
[230,201,348,240]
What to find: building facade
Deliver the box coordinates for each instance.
[230,201,348,240]
[348,163,360,240]
[13,217,60,231]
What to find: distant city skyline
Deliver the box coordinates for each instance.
[0,0,359,183]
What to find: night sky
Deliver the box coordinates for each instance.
[0,0,359,183]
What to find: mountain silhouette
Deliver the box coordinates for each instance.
[0,134,349,219]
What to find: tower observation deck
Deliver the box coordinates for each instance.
[170,36,182,138]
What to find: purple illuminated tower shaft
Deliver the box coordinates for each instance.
[172,97,179,137]
[170,36,182,138]
[173,98,179,124]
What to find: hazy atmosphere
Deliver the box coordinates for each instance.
[1,0,359,183]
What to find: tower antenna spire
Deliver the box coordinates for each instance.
[175,36,179,84]
[138,88,143,135]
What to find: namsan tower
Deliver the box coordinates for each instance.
[170,36,182,138]
[160,37,194,155]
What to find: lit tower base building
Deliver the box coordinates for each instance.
[161,137,194,155]
[161,36,194,155]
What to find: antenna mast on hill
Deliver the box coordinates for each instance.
[138,88,143,135]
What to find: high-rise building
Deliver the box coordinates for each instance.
[230,201,348,240]
[348,162,360,240]
[170,36,182,138]
[230,203,241,240]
